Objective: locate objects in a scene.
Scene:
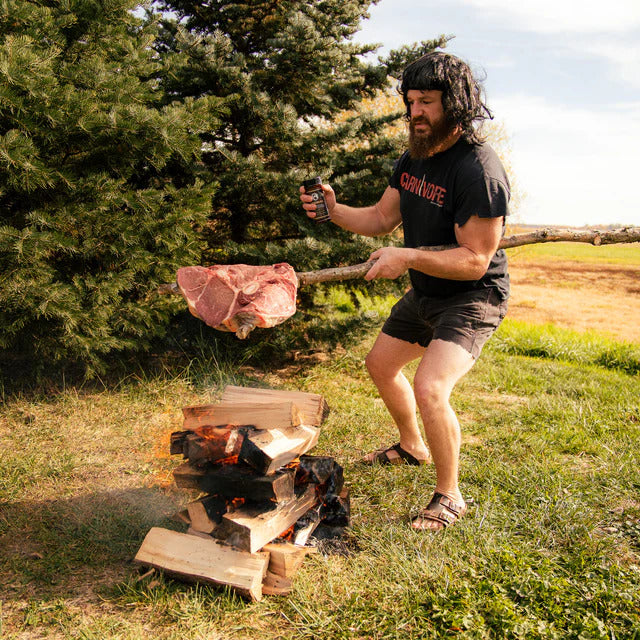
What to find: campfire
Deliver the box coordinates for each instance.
[135,385,350,601]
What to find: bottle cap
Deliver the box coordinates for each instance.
[302,177,322,189]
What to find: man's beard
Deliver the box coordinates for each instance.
[408,117,455,159]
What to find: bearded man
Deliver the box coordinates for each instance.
[300,52,510,530]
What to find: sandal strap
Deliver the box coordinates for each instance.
[414,492,466,528]
[369,442,423,466]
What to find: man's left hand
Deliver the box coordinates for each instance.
[364,247,412,280]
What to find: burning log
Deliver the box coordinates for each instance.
[213,485,318,553]
[135,384,350,600]
[173,461,296,503]
[173,423,320,477]
[240,424,320,475]
[171,425,246,466]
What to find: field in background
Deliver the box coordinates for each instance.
[1,240,639,639]
[506,242,640,343]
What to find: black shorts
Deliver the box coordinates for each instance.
[381,288,508,359]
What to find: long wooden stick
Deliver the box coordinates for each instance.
[295,226,640,286]
[158,226,640,293]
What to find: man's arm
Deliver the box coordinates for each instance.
[300,184,402,237]
[364,214,504,281]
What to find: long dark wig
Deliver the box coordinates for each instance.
[399,52,493,144]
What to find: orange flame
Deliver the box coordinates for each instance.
[278,524,295,542]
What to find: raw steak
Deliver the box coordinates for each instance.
[176,263,298,338]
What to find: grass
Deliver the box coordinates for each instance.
[505,241,640,266]
[493,319,640,375]
[1,316,639,639]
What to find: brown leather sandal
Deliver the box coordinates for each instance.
[362,442,429,466]
[411,492,467,530]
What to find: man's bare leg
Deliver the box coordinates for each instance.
[411,338,475,530]
[363,332,430,462]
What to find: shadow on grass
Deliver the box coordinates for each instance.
[0,487,181,602]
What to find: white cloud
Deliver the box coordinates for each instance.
[464,0,640,34]
[579,34,640,88]
[492,95,640,226]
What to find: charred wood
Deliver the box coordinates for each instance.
[213,485,318,553]
[172,461,296,503]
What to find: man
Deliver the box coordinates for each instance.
[300,52,510,531]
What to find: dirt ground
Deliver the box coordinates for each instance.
[507,259,640,343]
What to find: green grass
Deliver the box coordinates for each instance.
[493,319,640,375]
[1,322,639,639]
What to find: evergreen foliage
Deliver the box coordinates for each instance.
[151,0,450,359]
[153,0,449,273]
[0,0,451,372]
[0,0,224,372]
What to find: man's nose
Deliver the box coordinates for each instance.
[411,103,425,118]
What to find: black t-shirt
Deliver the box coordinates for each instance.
[388,139,510,299]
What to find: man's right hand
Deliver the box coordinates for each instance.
[299,183,336,220]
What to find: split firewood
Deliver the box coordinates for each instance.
[171,425,246,466]
[262,571,294,597]
[186,495,228,534]
[262,542,310,579]
[182,400,303,430]
[292,520,320,547]
[240,424,320,475]
[134,527,269,602]
[213,485,318,553]
[172,461,296,503]
[221,385,330,426]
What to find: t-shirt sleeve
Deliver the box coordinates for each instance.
[454,176,510,227]
[388,153,408,190]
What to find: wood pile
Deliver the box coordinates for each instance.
[134,385,350,601]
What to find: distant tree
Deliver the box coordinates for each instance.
[0,0,225,373]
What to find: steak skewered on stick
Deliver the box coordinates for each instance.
[159,227,640,338]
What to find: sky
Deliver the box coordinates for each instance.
[352,0,640,228]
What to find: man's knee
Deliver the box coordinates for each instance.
[365,348,385,379]
[414,378,449,414]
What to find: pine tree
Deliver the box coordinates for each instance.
[153,0,448,273]
[0,0,225,372]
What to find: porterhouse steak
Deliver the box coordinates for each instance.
[176,263,298,338]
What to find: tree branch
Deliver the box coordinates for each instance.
[296,227,640,286]
[158,226,640,292]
